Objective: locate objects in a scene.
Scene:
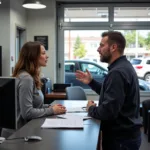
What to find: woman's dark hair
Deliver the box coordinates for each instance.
[12,41,43,89]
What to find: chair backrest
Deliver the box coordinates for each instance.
[66,86,87,100]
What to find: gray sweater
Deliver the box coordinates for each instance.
[1,71,54,138]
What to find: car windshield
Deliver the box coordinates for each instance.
[130,59,142,65]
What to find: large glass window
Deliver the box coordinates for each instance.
[80,62,106,76]
[114,7,150,22]
[117,30,150,60]
[64,7,109,22]
[64,30,106,61]
[57,3,150,91]
[65,62,76,72]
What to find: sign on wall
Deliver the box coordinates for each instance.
[34,36,48,50]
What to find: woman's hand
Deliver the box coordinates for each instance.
[52,104,66,115]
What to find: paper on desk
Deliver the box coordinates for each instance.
[66,107,87,113]
[41,118,83,129]
[57,113,92,120]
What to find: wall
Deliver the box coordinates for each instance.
[10,0,27,73]
[0,0,10,76]
[27,0,57,84]
[0,0,27,76]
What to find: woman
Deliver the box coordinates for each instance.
[1,41,66,138]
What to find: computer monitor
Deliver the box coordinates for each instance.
[0,46,2,76]
[0,77,17,129]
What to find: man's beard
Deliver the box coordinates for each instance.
[100,52,111,63]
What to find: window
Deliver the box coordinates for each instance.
[57,3,150,91]
[130,59,142,65]
[91,43,98,48]
[64,30,106,61]
[114,7,150,22]
[64,7,109,22]
[146,60,150,64]
[80,62,105,75]
[65,62,76,72]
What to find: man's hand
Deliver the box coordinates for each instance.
[75,69,93,84]
[86,100,96,111]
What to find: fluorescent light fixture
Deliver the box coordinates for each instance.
[22,0,46,9]
[0,0,1,4]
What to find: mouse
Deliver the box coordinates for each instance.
[0,137,5,141]
[24,136,42,142]
[0,137,5,144]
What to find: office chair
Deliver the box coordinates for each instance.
[66,86,87,100]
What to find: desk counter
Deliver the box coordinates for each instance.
[0,100,100,150]
[45,92,66,99]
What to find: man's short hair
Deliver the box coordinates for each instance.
[102,31,126,54]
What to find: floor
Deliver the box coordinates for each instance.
[140,128,150,150]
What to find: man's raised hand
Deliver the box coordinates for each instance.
[75,69,93,84]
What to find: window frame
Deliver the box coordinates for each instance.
[57,2,150,93]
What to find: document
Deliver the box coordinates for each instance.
[41,118,83,129]
[66,107,87,113]
[57,113,92,120]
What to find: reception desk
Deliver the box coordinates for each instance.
[45,92,67,99]
[44,92,67,104]
[0,100,101,150]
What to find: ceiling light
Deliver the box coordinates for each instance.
[22,0,46,9]
[0,0,1,4]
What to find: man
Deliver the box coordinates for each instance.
[76,31,142,150]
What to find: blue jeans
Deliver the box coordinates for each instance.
[102,132,141,150]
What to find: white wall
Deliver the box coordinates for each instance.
[0,0,27,76]
[0,0,10,76]
[10,0,27,73]
[27,0,57,84]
